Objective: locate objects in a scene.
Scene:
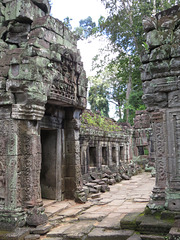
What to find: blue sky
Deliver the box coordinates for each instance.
[50,0,107,29]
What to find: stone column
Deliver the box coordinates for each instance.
[108,142,112,166]
[116,143,119,167]
[0,109,46,229]
[64,108,83,199]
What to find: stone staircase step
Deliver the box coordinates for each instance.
[45,201,72,218]
[86,227,134,240]
[42,238,63,240]
[140,235,165,240]
[30,224,52,235]
[47,220,95,239]
[24,234,40,239]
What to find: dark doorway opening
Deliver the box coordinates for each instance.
[102,147,108,165]
[119,146,124,165]
[112,147,116,164]
[89,147,96,167]
[138,146,144,155]
[41,129,57,200]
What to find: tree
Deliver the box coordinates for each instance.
[63,17,73,30]
[88,76,109,117]
[86,0,179,124]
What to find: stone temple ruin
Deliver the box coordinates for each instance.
[0,0,88,229]
[0,0,179,237]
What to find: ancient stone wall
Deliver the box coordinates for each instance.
[141,5,180,210]
[0,0,87,229]
[133,110,151,157]
[80,111,135,175]
[80,127,133,174]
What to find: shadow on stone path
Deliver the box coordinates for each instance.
[30,172,155,240]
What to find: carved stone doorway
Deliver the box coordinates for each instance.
[40,129,62,200]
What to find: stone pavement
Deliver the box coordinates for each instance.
[29,172,155,240]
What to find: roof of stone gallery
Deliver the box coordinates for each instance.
[80,109,122,132]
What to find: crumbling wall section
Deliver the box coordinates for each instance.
[141,5,180,210]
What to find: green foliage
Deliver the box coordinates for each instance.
[63,17,73,30]
[81,110,122,132]
[88,76,109,117]
[74,16,98,40]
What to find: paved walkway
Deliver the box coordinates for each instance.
[35,172,155,240]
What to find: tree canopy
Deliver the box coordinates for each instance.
[63,0,179,124]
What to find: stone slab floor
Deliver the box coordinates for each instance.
[32,172,155,240]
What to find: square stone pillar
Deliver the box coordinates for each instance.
[64,108,83,199]
[0,113,44,229]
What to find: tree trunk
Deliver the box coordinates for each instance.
[126,57,132,122]
[117,99,122,119]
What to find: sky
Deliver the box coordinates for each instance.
[50,0,107,29]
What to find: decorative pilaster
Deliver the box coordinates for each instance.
[148,111,167,209]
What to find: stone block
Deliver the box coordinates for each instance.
[141,51,150,64]
[31,0,51,14]
[28,38,50,50]
[29,28,64,45]
[168,90,180,108]
[30,224,51,235]
[0,77,6,89]
[0,26,8,39]
[86,228,134,240]
[153,77,178,93]
[149,44,171,62]
[27,208,48,227]
[5,228,30,239]
[25,235,40,240]
[157,15,175,30]
[4,0,45,22]
[149,60,170,74]
[140,235,165,240]
[170,57,180,71]
[142,94,156,106]
[142,16,157,33]
[64,26,77,46]
[171,44,180,58]
[127,234,142,240]
[0,66,10,77]
[6,22,31,45]
[9,64,42,81]
[174,28,180,44]
[32,15,64,36]
[78,85,87,98]
[140,63,152,81]
[146,30,163,49]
